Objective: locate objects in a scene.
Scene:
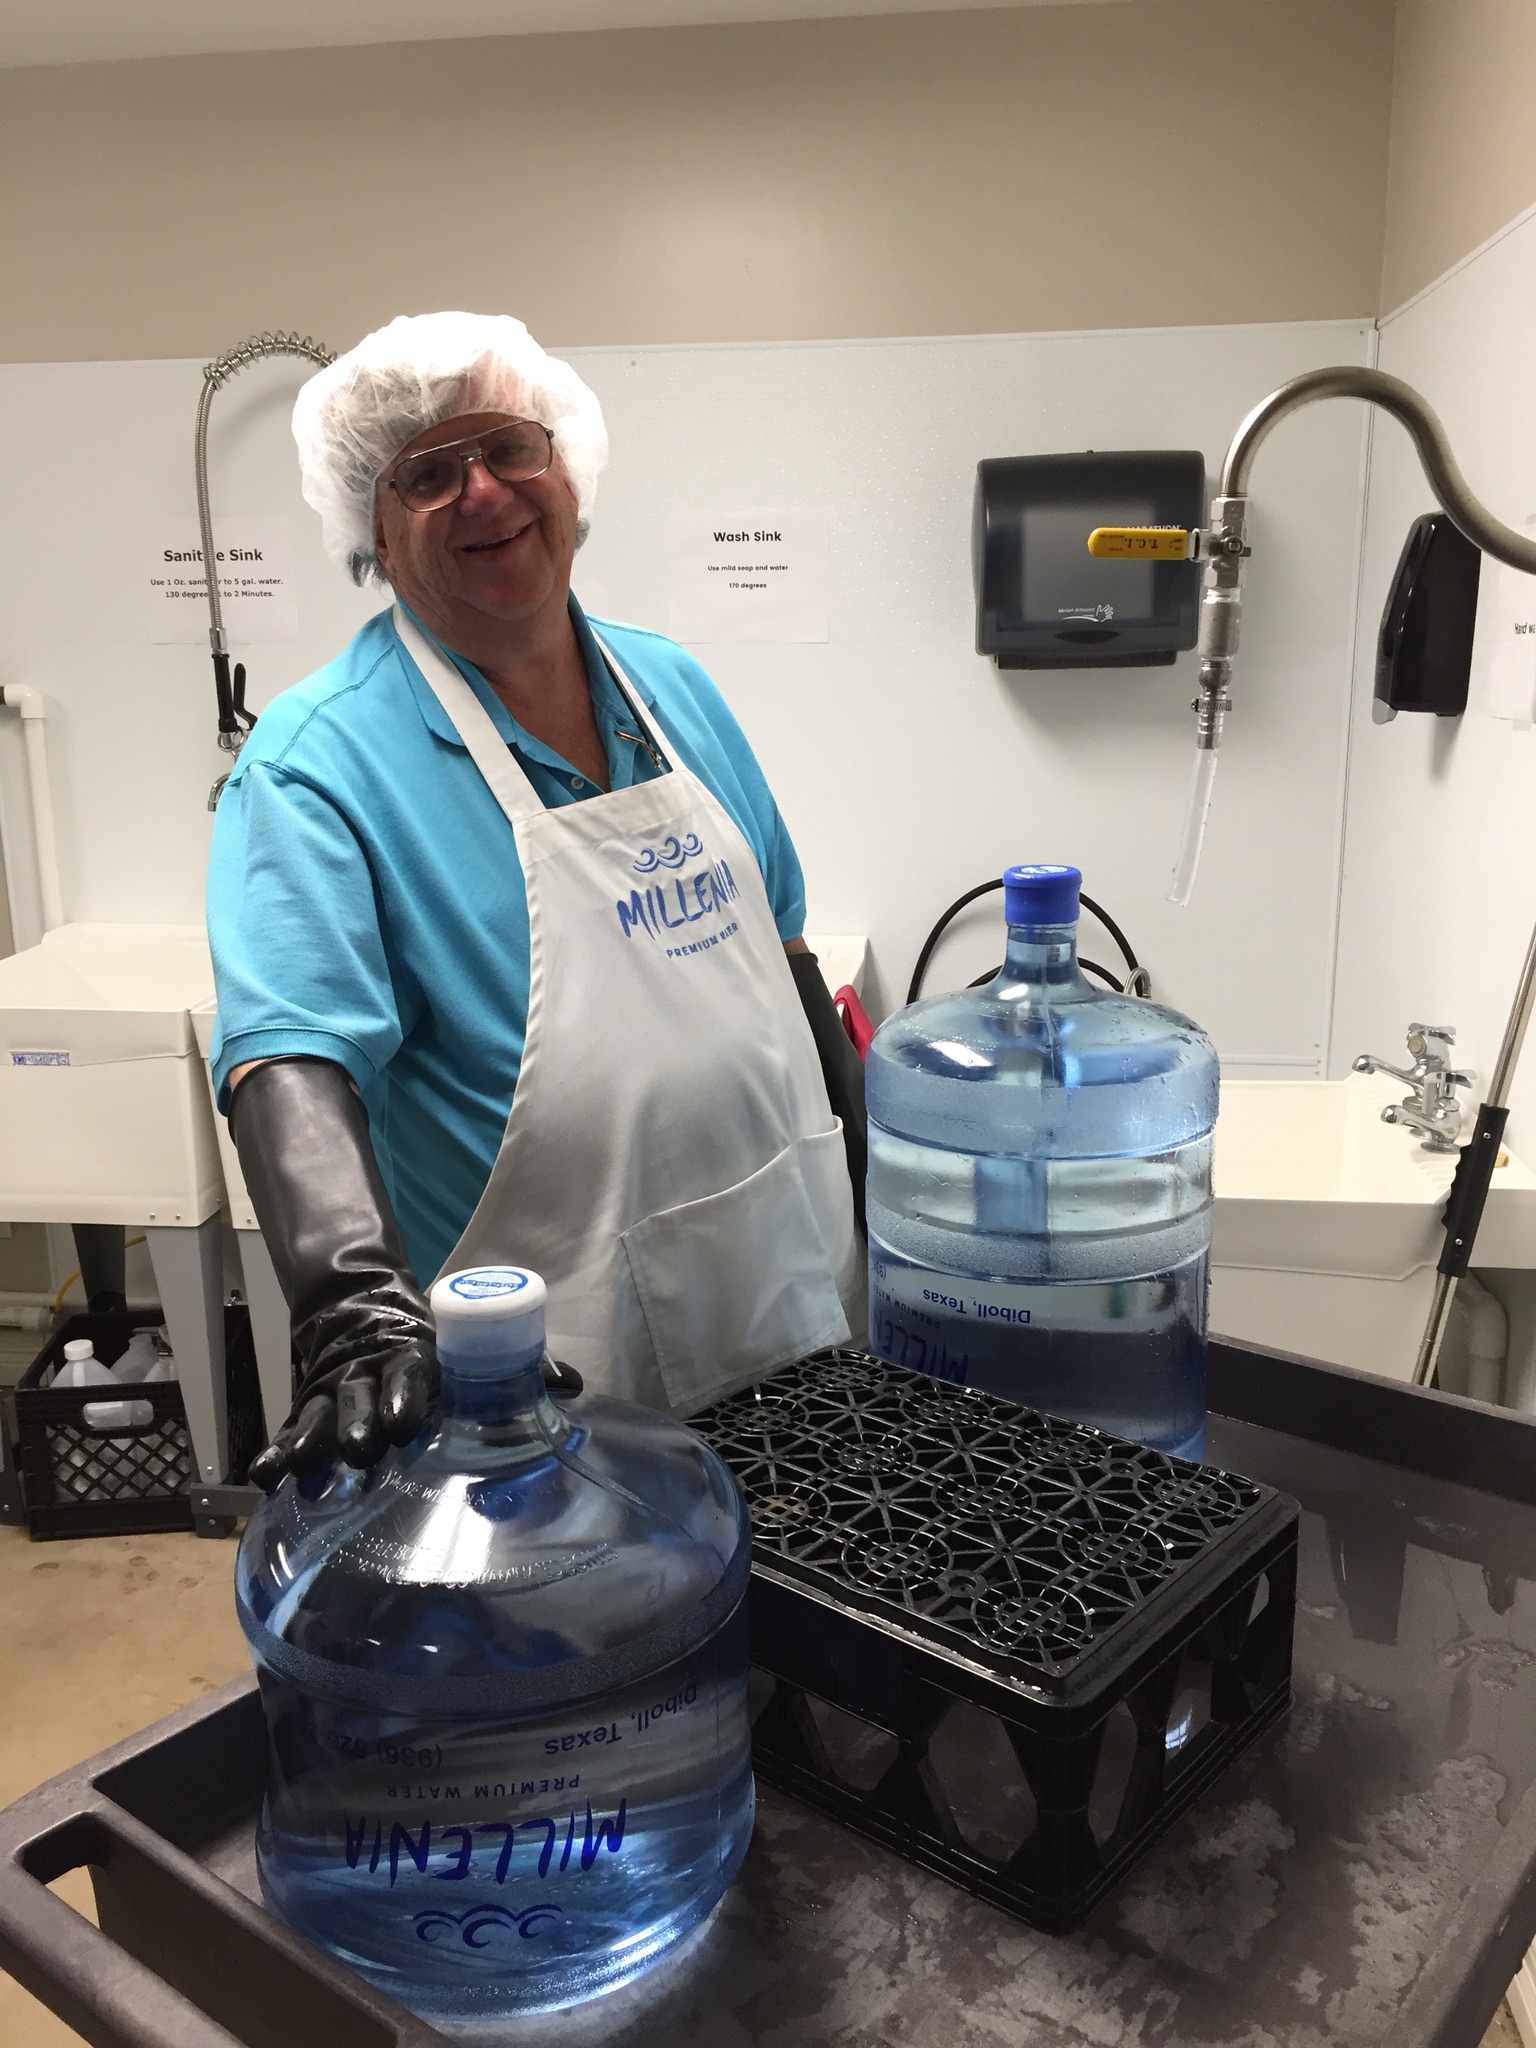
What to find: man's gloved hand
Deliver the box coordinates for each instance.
[232,1058,441,1492]
[787,948,868,1237]
[234,1060,586,1492]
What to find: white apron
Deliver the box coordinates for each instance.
[394,608,861,1414]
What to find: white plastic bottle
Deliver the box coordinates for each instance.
[153,1326,178,1380]
[54,1338,114,1389]
[57,1336,155,1432]
[112,1330,155,1381]
[112,1330,172,1384]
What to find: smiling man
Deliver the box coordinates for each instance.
[207,312,865,1486]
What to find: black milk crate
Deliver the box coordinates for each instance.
[691,1347,1298,1934]
[15,1306,263,1541]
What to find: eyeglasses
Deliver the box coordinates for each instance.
[382,420,555,515]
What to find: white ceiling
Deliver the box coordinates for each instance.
[2,0,1117,69]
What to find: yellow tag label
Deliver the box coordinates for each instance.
[1086,526,1190,560]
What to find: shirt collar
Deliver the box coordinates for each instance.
[392,593,656,756]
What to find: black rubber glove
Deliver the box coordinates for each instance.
[787,949,868,1238]
[232,1057,440,1490]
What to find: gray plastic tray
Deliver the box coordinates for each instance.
[6,1338,1536,2047]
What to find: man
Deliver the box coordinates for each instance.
[209,311,866,1488]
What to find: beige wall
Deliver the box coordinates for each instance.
[1382,0,1536,311]
[0,0,1393,362]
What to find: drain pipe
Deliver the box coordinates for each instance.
[0,686,64,933]
[0,1294,54,1332]
[1457,1273,1510,1407]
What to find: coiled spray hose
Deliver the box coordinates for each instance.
[1089,367,1536,1387]
[196,331,334,809]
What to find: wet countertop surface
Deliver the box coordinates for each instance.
[198,1411,1536,2046]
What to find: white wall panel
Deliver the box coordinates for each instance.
[1333,213,1536,1152]
[0,352,383,948]
[567,322,1373,1058]
[0,319,1371,1069]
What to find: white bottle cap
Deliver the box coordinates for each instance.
[430,1265,548,1362]
[63,1339,95,1362]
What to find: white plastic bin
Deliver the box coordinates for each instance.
[1211,1071,1536,1382]
[0,924,235,1488]
[0,923,220,1225]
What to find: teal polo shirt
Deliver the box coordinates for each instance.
[207,597,807,1284]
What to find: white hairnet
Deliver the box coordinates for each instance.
[292,311,609,585]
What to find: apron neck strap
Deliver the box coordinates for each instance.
[393,604,546,825]
[394,605,690,824]
[590,630,684,771]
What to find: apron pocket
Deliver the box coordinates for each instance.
[622,1128,852,1413]
[796,1119,867,1323]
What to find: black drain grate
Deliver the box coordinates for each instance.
[692,1348,1298,1932]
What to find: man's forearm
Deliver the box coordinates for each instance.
[231,1056,437,1480]
[785,948,867,1236]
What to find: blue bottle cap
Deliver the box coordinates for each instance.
[1002,864,1081,927]
[431,1265,547,1360]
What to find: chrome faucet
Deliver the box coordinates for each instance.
[1354,1025,1473,1152]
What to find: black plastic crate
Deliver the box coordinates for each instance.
[691,1347,1298,1933]
[0,1384,24,1526]
[14,1306,263,1541]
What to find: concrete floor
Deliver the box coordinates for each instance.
[0,1517,1526,2048]
[0,1520,250,2048]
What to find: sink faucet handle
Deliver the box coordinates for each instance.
[1357,1023,1470,1151]
[1354,1049,1416,1085]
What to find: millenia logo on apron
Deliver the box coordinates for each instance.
[393,606,862,1414]
[614,836,742,952]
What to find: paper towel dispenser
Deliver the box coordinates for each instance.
[973,449,1207,669]
[1374,512,1481,720]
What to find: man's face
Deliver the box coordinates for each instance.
[372,410,581,639]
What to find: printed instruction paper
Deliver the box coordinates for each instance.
[667,510,830,643]
[146,516,297,643]
[1488,526,1536,729]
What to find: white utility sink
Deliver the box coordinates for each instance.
[0,923,219,1224]
[1211,1070,1536,1380]
[1214,1070,1536,1276]
[0,923,239,1489]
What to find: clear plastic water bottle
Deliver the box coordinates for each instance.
[866,865,1219,1460]
[236,1265,754,2030]
[53,1337,112,1390]
[52,1336,151,1442]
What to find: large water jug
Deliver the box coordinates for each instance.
[866,865,1219,1460]
[236,1265,754,2030]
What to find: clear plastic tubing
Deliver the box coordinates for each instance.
[1168,748,1219,907]
[865,864,1220,1461]
[236,1265,755,2032]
